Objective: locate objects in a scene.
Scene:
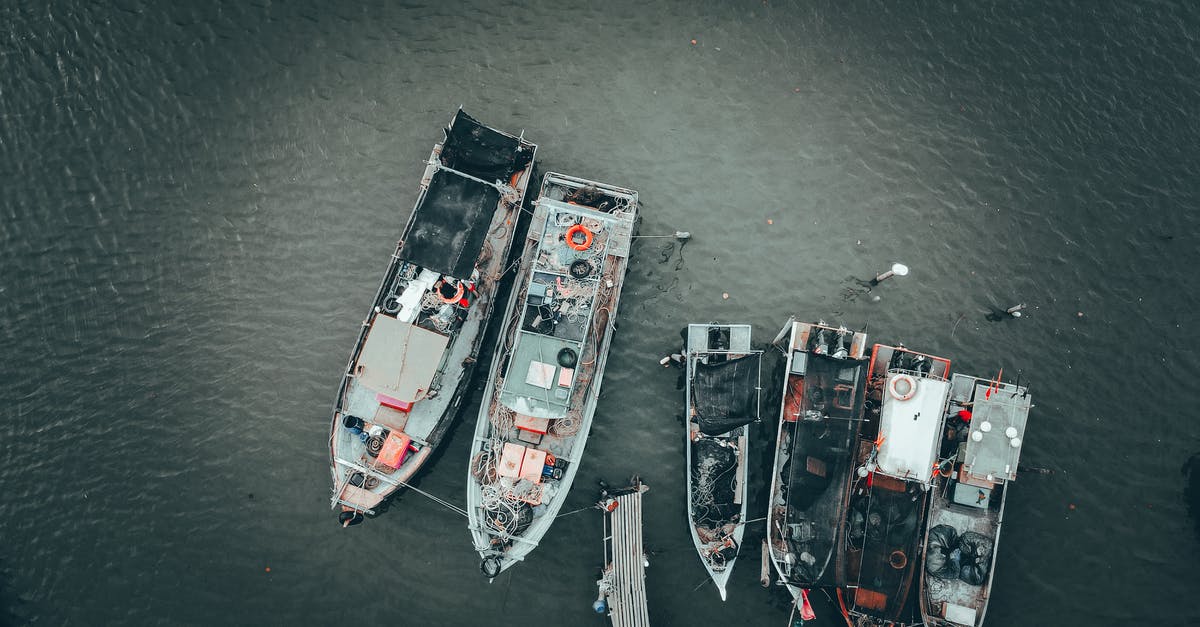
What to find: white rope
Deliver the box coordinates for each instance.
[395,478,468,518]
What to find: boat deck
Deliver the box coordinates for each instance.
[467,173,638,573]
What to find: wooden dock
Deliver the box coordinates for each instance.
[599,479,650,627]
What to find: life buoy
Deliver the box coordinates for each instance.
[566,224,594,251]
[436,280,465,304]
[888,374,917,401]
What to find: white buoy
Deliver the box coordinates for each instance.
[872,263,909,285]
[1005,426,1018,438]
[971,431,984,442]
[857,466,870,477]
[1010,437,1022,448]
[980,421,992,433]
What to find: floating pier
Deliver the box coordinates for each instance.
[596,478,650,627]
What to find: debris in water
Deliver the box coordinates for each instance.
[722,292,729,300]
[690,39,698,45]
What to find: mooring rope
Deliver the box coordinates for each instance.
[395,479,468,518]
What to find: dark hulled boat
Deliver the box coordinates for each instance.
[838,344,952,626]
[328,109,535,524]
[767,321,869,600]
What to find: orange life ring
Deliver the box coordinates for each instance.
[436,280,465,304]
[565,224,593,251]
[888,374,917,401]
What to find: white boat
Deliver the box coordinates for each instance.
[467,172,638,577]
[683,323,763,600]
[766,321,869,599]
[919,373,1032,627]
[327,109,535,525]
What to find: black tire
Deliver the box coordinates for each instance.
[569,260,592,278]
[481,556,502,578]
[557,347,578,368]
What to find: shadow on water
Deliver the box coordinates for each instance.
[1183,453,1200,543]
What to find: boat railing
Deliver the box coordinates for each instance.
[886,367,948,383]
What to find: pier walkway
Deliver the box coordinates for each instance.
[598,478,650,627]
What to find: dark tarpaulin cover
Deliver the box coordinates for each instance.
[439,109,534,183]
[693,355,760,436]
[400,169,500,279]
[782,353,866,588]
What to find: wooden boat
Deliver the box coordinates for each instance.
[684,323,763,600]
[467,172,638,576]
[766,321,869,600]
[838,344,952,626]
[918,374,1032,627]
[327,109,535,525]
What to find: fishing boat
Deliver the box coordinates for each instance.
[838,344,952,627]
[767,321,869,600]
[918,373,1031,627]
[467,172,638,577]
[684,323,763,600]
[327,109,536,525]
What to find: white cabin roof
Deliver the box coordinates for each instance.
[876,374,951,483]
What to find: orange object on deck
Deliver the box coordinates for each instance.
[498,442,526,479]
[520,448,548,484]
[377,432,412,469]
[376,393,413,412]
[514,414,551,435]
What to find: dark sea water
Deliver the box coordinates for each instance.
[2,1,1199,625]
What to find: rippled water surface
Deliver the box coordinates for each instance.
[2,2,1199,625]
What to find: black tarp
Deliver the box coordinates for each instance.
[782,354,866,587]
[400,170,500,279]
[439,109,534,183]
[693,355,760,436]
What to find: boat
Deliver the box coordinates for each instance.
[683,323,763,600]
[327,109,536,525]
[766,321,869,600]
[838,344,952,626]
[467,172,638,576]
[918,373,1032,627]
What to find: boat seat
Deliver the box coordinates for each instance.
[372,405,409,432]
[514,414,550,435]
[516,429,543,445]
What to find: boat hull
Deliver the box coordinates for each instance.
[328,109,536,519]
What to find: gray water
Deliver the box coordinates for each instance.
[2,1,1199,625]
